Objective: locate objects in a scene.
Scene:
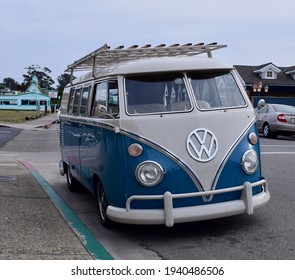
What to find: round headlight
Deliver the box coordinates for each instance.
[135,161,164,187]
[241,150,258,174]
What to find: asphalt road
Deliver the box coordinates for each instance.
[0,127,21,148]
[1,124,294,260]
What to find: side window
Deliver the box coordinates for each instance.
[80,86,91,116]
[108,81,119,114]
[72,88,82,115]
[91,80,119,117]
[67,88,75,114]
[259,105,269,114]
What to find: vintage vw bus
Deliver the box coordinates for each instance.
[59,43,270,227]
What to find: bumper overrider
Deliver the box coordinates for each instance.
[107,179,270,227]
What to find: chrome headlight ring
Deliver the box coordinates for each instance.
[241,150,259,175]
[135,161,164,187]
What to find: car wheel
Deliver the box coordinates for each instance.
[263,123,271,138]
[66,166,81,192]
[263,123,277,138]
[96,180,113,228]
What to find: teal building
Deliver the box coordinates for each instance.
[0,75,51,111]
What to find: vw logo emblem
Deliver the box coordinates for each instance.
[186,128,218,162]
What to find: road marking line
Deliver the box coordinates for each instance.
[32,163,58,166]
[261,145,295,148]
[261,152,295,155]
[0,163,18,166]
[19,160,114,260]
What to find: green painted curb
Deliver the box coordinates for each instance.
[20,160,114,260]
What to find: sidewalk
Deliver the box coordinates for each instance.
[0,115,113,260]
[0,113,58,130]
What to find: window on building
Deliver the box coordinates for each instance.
[10,100,17,105]
[0,100,17,105]
[266,71,273,78]
[21,100,36,106]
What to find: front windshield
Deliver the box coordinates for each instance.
[188,70,246,110]
[125,73,192,114]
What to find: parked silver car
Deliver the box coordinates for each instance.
[256,102,295,138]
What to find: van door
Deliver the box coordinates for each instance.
[80,80,121,193]
[79,85,92,187]
[67,87,83,182]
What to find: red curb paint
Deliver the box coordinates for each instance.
[19,160,36,172]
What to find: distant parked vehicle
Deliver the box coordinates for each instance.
[256,100,295,138]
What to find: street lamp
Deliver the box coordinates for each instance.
[252,81,269,94]
[264,85,269,93]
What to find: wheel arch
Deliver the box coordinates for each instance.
[92,173,102,196]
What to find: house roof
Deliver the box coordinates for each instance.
[25,75,43,94]
[234,63,295,86]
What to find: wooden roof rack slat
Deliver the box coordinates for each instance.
[65,42,227,74]
[141,44,152,48]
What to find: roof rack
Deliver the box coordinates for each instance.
[66,42,227,79]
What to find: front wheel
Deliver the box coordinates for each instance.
[96,181,113,228]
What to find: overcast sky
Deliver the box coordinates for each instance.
[1,0,295,86]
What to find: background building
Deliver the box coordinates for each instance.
[235,63,295,107]
[0,75,51,111]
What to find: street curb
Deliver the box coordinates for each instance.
[19,160,114,260]
[35,120,58,129]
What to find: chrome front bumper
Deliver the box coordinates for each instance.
[107,179,270,227]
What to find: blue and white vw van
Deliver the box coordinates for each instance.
[59,43,270,227]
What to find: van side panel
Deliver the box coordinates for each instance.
[84,125,128,207]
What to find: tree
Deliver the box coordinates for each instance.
[2,78,20,90]
[57,73,72,91]
[56,73,76,103]
[23,64,55,89]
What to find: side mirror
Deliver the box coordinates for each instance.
[257,99,266,110]
[174,78,184,85]
[95,104,107,117]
